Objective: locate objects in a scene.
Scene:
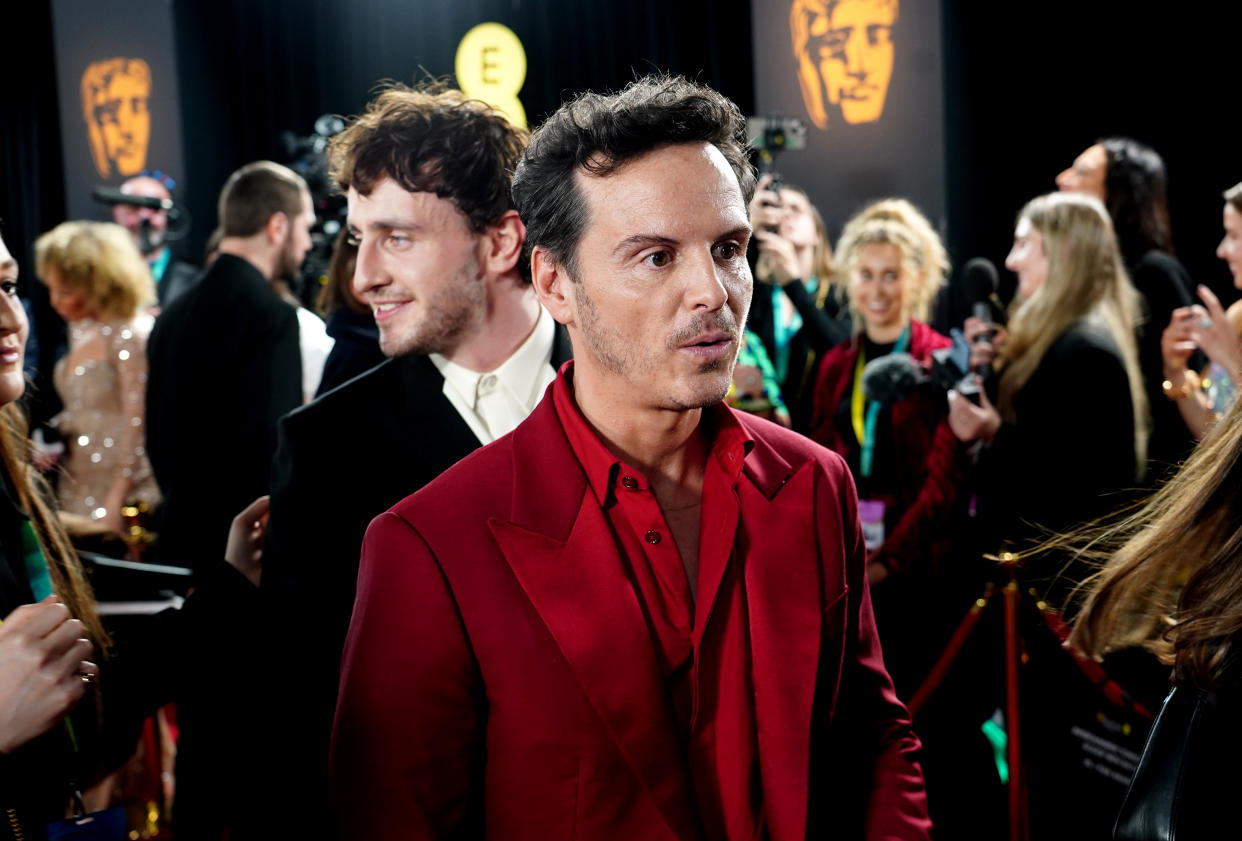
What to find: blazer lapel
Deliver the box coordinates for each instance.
[738,430,833,841]
[394,355,482,466]
[489,398,702,841]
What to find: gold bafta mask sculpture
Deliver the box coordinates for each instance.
[81,57,152,177]
[790,0,898,129]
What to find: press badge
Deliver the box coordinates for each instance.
[858,499,886,553]
[46,807,126,841]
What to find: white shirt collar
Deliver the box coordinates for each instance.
[430,306,557,442]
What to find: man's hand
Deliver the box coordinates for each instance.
[0,598,97,755]
[225,496,270,588]
[947,381,1001,445]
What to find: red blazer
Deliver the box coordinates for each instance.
[331,390,932,841]
[809,321,966,576]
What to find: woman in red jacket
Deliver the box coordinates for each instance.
[809,202,966,692]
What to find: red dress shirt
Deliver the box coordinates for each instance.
[553,372,767,841]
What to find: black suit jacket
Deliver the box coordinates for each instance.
[157,256,201,309]
[977,320,1138,602]
[0,455,259,838]
[253,325,572,839]
[146,253,302,572]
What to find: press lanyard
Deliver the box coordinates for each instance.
[851,324,910,479]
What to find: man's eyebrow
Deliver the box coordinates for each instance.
[0,259,17,273]
[719,225,753,242]
[347,217,424,232]
[612,226,752,257]
[612,234,677,257]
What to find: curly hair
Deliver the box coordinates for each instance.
[511,74,756,279]
[833,204,933,326]
[328,82,528,239]
[35,221,154,321]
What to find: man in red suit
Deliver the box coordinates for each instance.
[331,75,932,840]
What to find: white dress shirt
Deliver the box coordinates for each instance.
[430,306,557,444]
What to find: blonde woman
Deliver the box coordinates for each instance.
[948,192,1149,556]
[35,221,160,534]
[807,203,965,693]
[857,197,951,308]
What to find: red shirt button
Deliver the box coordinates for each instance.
[645,530,661,545]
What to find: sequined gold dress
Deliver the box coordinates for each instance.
[53,316,160,523]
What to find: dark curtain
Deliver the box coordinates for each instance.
[172,0,756,262]
[1,0,66,426]
[941,0,1242,310]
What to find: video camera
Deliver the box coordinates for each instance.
[281,114,349,308]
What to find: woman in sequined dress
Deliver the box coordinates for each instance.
[35,221,160,534]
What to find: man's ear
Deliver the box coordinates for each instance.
[530,245,575,327]
[265,211,289,246]
[480,210,525,277]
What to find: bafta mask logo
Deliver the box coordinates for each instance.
[81,57,152,178]
[790,0,898,129]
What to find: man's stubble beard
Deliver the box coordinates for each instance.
[573,277,741,410]
[380,256,487,358]
[278,232,307,283]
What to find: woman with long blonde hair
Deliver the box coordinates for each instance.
[949,192,1149,560]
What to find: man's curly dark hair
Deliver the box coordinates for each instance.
[512,74,756,279]
[328,82,528,238]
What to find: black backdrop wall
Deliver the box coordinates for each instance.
[171,0,757,263]
[5,0,1242,316]
[942,0,1242,308]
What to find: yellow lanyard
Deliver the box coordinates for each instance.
[849,325,911,478]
